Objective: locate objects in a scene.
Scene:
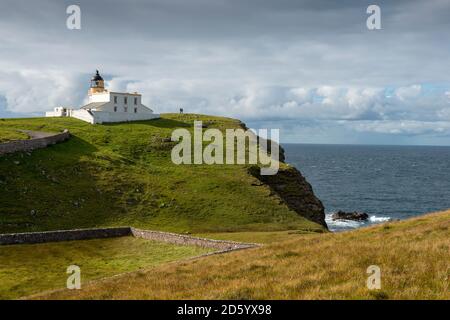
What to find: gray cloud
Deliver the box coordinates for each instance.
[0,0,450,144]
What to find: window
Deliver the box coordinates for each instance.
[114,96,117,104]
[134,108,137,113]
[124,107,128,112]
[114,106,117,112]
[124,97,128,105]
[134,97,137,105]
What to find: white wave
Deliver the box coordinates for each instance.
[325,214,363,232]
[369,215,391,222]
[325,213,392,232]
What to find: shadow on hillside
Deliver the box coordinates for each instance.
[0,134,102,233]
[32,134,97,157]
[103,118,190,129]
[61,135,98,154]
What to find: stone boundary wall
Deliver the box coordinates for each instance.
[0,227,132,246]
[0,227,259,250]
[130,228,258,250]
[0,130,70,155]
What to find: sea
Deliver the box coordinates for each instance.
[283,144,450,232]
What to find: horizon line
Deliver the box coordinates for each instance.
[281,142,450,148]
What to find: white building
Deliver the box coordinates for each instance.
[46,70,159,124]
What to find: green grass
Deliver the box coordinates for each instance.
[0,127,29,143]
[0,236,214,299]
[39,211,450,300]
[1,114,447,300]
[0,114,324,234]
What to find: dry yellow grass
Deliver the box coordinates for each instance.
[37,210,450,300]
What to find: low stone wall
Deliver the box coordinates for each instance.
[0,227,259,251]
[0,227,132,245]
[130,228,258,251]
[0,130,70,156]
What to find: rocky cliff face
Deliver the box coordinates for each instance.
[243,123,327,228]
[249,164,327,228]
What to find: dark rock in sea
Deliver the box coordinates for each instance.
[331,211,369,221]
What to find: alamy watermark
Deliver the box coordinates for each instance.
[66,5,81,30]
[366,5,381,30]
[65,5,382,31]
[66,265,81,290]
[171,121,280,175]
[367,265,381,290]
[67,4,380,31]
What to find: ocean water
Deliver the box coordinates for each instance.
[283,144,450,232]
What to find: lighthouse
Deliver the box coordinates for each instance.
[45,70,159,124]
[89,70,107,95]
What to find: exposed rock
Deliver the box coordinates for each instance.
[242,120,326,229]
[331,211,369,221]
[248,164,327,228]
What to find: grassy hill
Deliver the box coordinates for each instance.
[0,114,325,234]
[37,210,450,300]
[1,115,448,300]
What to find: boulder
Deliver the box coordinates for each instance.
[331,210,369,221]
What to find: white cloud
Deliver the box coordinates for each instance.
[347,120,450,135]
[395,85,422,101]
[0,70,85,113]
[1,0,450,144]
[2,70,450,142]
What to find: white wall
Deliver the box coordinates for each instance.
[107,92,152,113]
[45,111,61,117]
[45,107,70,117]
[91,111,160,124]
[88,92,153,113]
[88,92,110,103]
[72,109,95,124]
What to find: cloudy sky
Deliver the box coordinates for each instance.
[1,0,450,145]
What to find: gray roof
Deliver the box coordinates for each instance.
[81,102,108,110]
